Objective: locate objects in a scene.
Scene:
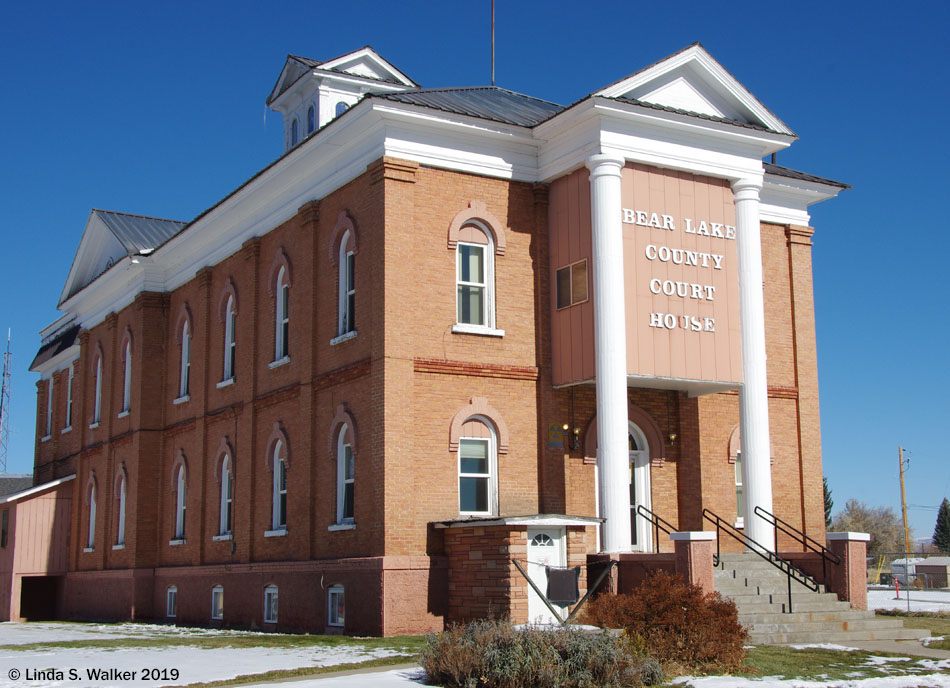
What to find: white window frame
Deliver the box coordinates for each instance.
[211,585,224,620]
[735,451,744,529]
[337,232,355,336]
[272,442,287,531]
[64,365,73,431]
[166,586,177,618]
[219,456,233,536]
[223,296,236,382]
[120,340,131,413]
[274,267,289,362]
[291,118,298,146]
[336,426,354,525]
[454,223,496,332]
[179,321,190,399]
[327,584,344,627]
[458,425,498,517]
[264,585,278,623]
[116,475,126,546]
[44,376,53,438]
[87,483,96,550]
[92,356,102,426]
[307,105,315,134]
[174,466,186,539]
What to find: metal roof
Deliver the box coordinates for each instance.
[764,163,851,189]
[93,209,186,254]
[609,96,773,133]
[370,86,564,128]
[29,324,80,371]
[0,474,34,498]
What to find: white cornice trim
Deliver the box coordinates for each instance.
[33,345,80,377]
[0,474,75,505]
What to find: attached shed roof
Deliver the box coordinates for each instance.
[0,474,34,498]
[29,324,80,371]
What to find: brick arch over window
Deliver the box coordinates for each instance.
[85,470,98,505]
[447,200,507,256]
[89,341,104,376]
[120,327,134,357]
[448,397,509,454]
[175,304,194,341]
[327,405,357,459]
[267,248,293,295]
[170,449,189,490]
[583,403,666,467]
[728,424,774,465]
[266,422,290,471]
[113,462,128,495]
[217,279,239,322]
[213,436,236,482]
[328,211,358,266]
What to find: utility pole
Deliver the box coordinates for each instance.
[898,446,911,611]
[0,329,11,474]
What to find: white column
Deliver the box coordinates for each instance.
[587,153,631,554]
[732,178,775,551]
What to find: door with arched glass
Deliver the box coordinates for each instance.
[628,422,652,552]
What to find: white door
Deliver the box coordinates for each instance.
[629,424,653,552]
[526,527,566,624]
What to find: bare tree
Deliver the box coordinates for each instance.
[831,499,911,558]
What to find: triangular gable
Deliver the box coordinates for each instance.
[266,55,317,105]
[595,43,794,136]
[59,210,184,305]
[318,46,418,87]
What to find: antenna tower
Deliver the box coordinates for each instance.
[0,329,11,473]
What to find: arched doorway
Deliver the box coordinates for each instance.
[628,421,652,552]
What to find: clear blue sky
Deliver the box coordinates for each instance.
[1,1,946,538]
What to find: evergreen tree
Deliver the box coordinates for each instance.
[934,498,950,554]
[823,477,833,529]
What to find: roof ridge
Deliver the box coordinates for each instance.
[92,209,186,224]
[384,85,563,107]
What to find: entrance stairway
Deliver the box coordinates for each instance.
[716,553,930,645]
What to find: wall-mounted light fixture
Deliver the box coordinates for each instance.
[562,423,581,450]
[668,433,677,446]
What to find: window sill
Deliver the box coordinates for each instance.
[61,426,72,434]
[734,519,744,529]
[211,615,223,621]
[264,528,288,538]
[41,434,51,443]
[212,533,233,542]
[112,544,125,550]
[117,410,130,419]
[328,522,356,532]
[168,538,186,546]
[330,331,357,346]
[89,422,100,430]
[268,356,291,369]
[83,547,94,553]
[451,324,505,337]
[263,617,277,625]
[216,378,235,389]
[173,395,190,405]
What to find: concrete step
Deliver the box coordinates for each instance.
[748,618,909,634]
[749,627,930,645]
[715,578,823,596]
[738,609,878,624]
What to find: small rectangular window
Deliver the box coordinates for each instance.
[1,509,8,548]
[327,585,344,627]
[735,452,744,522]
[555,260,588,310]
[459,438,490,514]
[211,586,224,620]
[166,586,177,617]
[264,585,278,623]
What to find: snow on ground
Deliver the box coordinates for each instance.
[868,588,950,613]
[0,623,409,688]
[671,676,950,687]
[789,644,862,651]
[0,621,270,646]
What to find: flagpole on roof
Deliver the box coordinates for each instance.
[491,0,495,86]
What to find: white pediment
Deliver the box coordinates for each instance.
[60,212,128,305]
[320,47,418,87]
[595,44,794,135]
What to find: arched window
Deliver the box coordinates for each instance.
[92,355,102,425]
[455,221,495,329]
[174,465,187,540]
[457,417,498,516]
[336,425,354,524]
[335,101,348,117]
[264,584,278,623]
[179,320,191,399]
[219,455,233,536]
[121,340,131,413]
[223,295,236,382]
[87,483,97,550]
[275,266,289,361]
[272,441,287,531]
[291,118,299,146]
[115,474,126,546]
[307,105,315,134]
[338,231,355,336]
[65,365,73,430]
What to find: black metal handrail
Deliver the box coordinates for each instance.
[754,505,841,586]
[635,505,676,553]
[703,508,819,613]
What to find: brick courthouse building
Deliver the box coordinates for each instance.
[3,44,847,633]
